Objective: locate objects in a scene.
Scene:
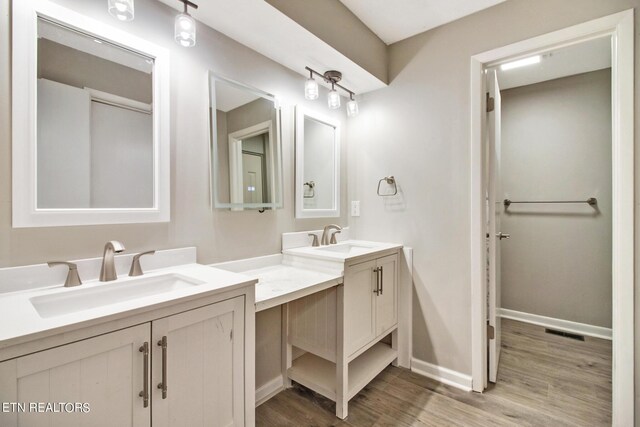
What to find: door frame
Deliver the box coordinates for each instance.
[469,9,634,425]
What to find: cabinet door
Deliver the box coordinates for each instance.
[152,297,245,427]
[344,259,377,356]
[376,254,399,335]
[0,324,150,427]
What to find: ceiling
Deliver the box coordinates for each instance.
[156,0,387,94]
[338,0,506,45]
[494,36,611,90]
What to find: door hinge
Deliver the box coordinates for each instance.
[487,323,495,340]
[486,92,495,112]
[230,329,233,341]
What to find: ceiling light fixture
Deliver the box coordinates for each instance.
[304,69,319,100]
[327,83,341,109]
[175,0,198,48]
[500,55,541,71]
[108,0,134,21]
[346,93,359,117]
[304,67,358,116]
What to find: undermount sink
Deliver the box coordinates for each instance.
[30,273,205,318]
[315,242,376,254]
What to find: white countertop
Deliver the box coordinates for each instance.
[249,264,341,312]
[282,240,402,263]
[214,240,403,312]
[0,263,256,349]
[212,254,342,312]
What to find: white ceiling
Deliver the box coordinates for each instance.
[339,0,506,45]
[494,36,611,90]
[156,0,387,94]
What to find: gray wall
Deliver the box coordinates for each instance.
[0,0,348,266]
[500,70,612,328]
[0,0,348,391]
[346,0,639,391]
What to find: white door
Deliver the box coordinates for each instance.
[487,70,503,383]
[0,324,151,427]
[242,152,264,203]
[152,297,245,427]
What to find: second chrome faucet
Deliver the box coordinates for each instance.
[321,224,342,246]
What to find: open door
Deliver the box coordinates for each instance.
[487,69,504,383]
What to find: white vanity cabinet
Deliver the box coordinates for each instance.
[286,249,400,419]
[0,324,151,427]
[152,297,245,427]
[344,254,398,357]
[0,295,251,427]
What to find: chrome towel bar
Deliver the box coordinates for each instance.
[504,197,597,207]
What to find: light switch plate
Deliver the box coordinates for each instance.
[351,201,360,217]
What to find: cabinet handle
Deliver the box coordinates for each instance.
[379,266,384,295]
[139,342,149,408]
[373,267,380,295]
[157,336,168,399]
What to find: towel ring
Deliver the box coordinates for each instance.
[377,176,397,196]
[304,181,315,198]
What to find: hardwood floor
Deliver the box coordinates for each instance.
[256,319,612,426]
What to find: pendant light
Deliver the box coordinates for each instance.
[304,70,319,100]
[327,83,341,110]
[175,0,198,48]
[108,0,134,21]
[346,93,359,117]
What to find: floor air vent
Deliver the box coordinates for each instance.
[544,328,585,341]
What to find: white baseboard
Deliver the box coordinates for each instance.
[255,376,284,407]
[410,358,473,392]
[498,308,612,340]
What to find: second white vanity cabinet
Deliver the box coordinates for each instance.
[286,248,400,419]
[344,254,398,357]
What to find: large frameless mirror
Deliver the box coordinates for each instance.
[12,1,170,227]
[208,72,283,210]
[295,106,340,218]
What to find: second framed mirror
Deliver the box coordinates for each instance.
[295,106,341,218]
[209,72,283,210]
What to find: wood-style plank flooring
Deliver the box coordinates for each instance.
[256,319,612,426]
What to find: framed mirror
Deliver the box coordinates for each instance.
[12,1,170,227]
[209,72,283,210]
[295,106,340,218]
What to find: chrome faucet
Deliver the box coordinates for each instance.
[100,241,125,282]
[321,224,342,246]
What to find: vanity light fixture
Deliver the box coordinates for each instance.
[108,0,134,21]
[346,93,359,117]
[304,70,319,100]
[327,83,340,109]
[304,67,358,116]
[175,0,198,48]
